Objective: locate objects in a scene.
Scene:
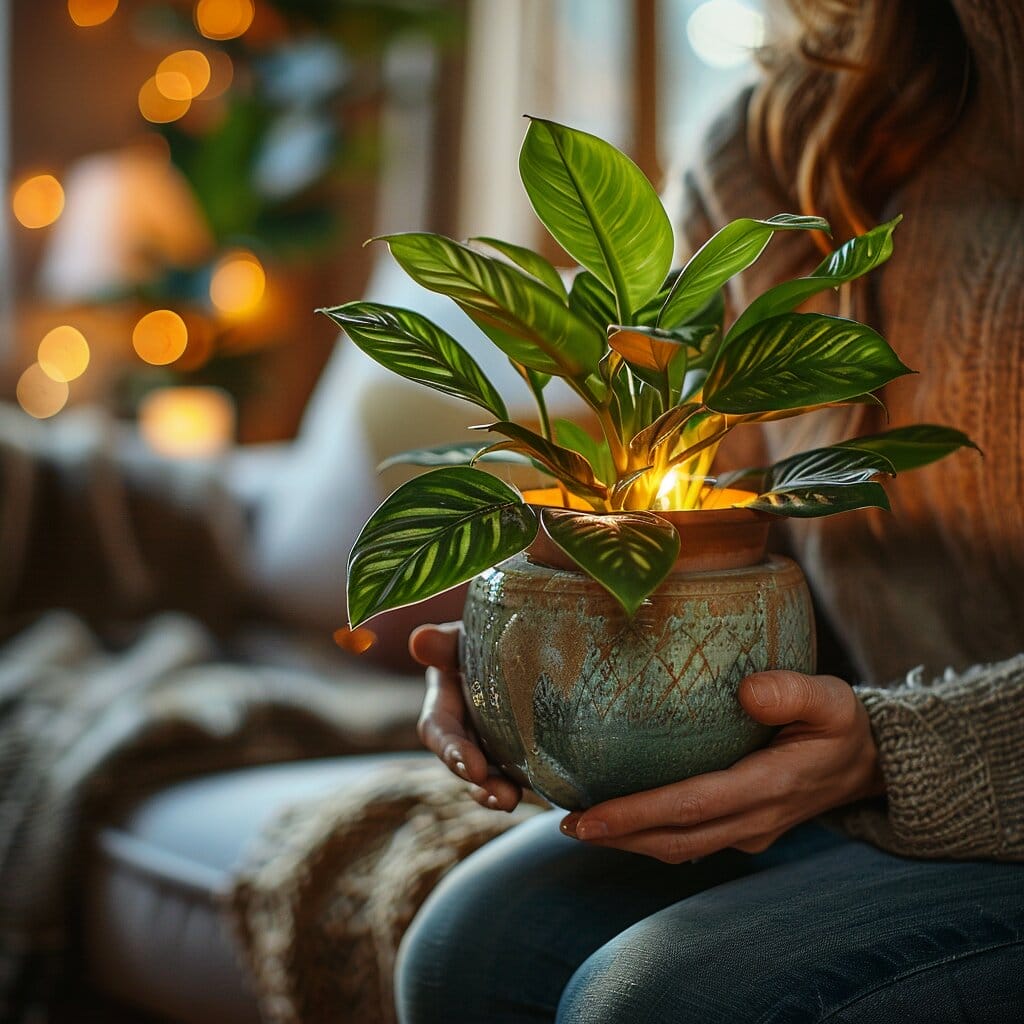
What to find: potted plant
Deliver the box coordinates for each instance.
[320,117,976,810]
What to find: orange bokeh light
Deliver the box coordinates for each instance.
[133,310,189,365]
[210,250,266,317]
[139,387,235,458]
[139,76,191,124]
[17,364,70,419]
[38,326,90,383]
[156,50,211,101]
[68,0,119,27]
[333,626,378,655]
[194,0,255,41]
[12,174,65,229]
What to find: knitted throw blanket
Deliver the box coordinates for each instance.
[228,760,541,1024]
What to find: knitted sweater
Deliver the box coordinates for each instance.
[678,0,1023,861]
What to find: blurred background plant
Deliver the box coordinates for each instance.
[2,0,766,452]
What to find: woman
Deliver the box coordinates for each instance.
[395,1,1024,1020]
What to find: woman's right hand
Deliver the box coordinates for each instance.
[409,622,523,812]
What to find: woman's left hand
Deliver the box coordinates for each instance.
[560,671,885,862]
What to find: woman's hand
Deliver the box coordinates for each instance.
[560,670,885,862]
[409,622,523,812]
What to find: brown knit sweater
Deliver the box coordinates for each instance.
[678,0,1023,861]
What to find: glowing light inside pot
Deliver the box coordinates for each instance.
[656,466,683,505]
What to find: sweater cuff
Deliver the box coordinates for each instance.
[833,658,1024,860]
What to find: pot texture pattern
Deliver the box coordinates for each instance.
[461,553,815,810]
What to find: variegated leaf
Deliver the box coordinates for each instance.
[319,302,507,418]
[657,214,830,328]
[347,468,538,626]
[704,313,912,414]
[376,232,603,377]
[540,507,680,615]
[520,118,674,318]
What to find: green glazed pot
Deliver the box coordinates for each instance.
[459,515,815,810]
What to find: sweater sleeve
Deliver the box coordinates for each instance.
[835,655,1024,861]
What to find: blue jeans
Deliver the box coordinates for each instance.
[395,813,1024,1023]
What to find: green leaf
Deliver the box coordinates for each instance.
[376,443,537,472]
[653,286,724,331]
[377,232,603,377]
[763,445,896,490]
[568,270,618,332]
[347,467,539,626]
[657,214,830,329]
[470,237,567,298]
[728,216,902,339]
[704,313,913,414]
[540,508,680,615]
[554,418,615,485]
[520,118,674,319]
[319,301,507,418]
[836,424,981,471]
[474,421,609,502]
[743,482,891,518]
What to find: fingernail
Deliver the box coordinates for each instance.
[486,795,499,809]
[560,813,580,837]
[454,760,469,780]
[748,677,779,708]
[577,819,608,840]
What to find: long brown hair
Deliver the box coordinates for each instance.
[748,0,973,245]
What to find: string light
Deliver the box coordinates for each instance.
[210,250,266,317]
[194,0,255,41]
[202,50,235,100]
[139,76,191,123]
[37,326,90,382]
[156,50,211,101]
[133,310,189,365]
[17,364,69,419]
[12,174,65,229]
[139,387,235,458]
[68,0,119,27]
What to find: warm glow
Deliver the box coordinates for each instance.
[210,250,266,317]
[17,364,70,419]
[12,174,65,229]
[194,0,255,40]
[156,50,211,100]
[656,466,683,504]
[68,0,119,27]
[133,309,189,365]
[139,386,235,458]
[334,626,378,656]
[37,326,90,382]
[139,76,191,124]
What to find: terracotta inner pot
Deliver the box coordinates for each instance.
[523,487,772,574]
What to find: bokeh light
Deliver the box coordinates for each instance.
[333,626,378,655]
[156,50,211,101]
[12,174,65,229]
[68,0,119,27]
[17,364,70,419]
[139,387,235,458]
[194,0,255,41]
[37,326,91,383]
[133,310,189,365]
[210,250,266,317]
[139,76,191,124]
[686,0,765,69]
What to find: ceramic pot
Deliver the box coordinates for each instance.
[459,501,815,810]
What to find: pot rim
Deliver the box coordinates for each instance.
[522,487,773,574]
